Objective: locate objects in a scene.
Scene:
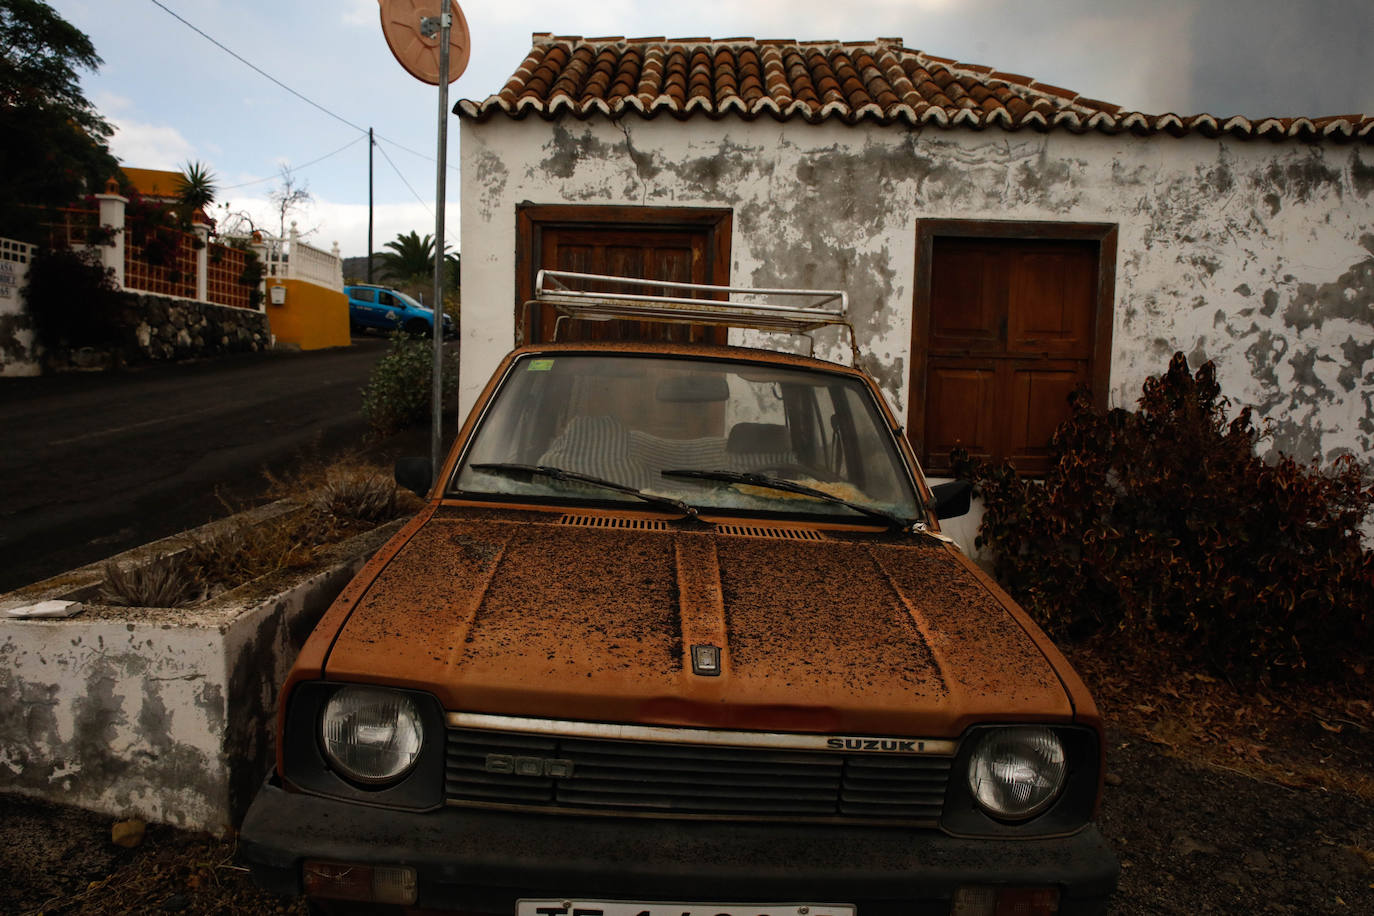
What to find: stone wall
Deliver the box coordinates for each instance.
[121,292,270,363]
[46,291,271,371]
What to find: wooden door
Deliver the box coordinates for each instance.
[921,237,1100,475]
[516,205,732,346]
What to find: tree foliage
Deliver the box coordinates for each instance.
[378,230,459,291]
[0,0,120,237]
[269,165,312,238]
[22,245,126,350]
[360,331,457,437]
[379,230,436,281]
[176,160,217,221]
[214,201,259,238]
[953,352,1373,684]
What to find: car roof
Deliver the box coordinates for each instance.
[509,339,870,377]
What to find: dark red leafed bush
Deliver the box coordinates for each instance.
[952,352,1373,684]
[23,245,127,350]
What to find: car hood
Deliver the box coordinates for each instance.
[322,510,1074,736]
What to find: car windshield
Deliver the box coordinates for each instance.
[449,354,921,522]
[391,290,426,311]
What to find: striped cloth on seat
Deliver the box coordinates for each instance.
[538,415,645,489]
[540,416,800,492]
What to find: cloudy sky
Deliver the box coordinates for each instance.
[48,0,1374,258]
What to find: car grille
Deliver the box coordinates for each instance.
[445,727,952,823]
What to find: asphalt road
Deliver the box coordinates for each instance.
[0,337,429,593]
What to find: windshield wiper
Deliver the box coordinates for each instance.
[469,463,702,522]
[661,468,920,532]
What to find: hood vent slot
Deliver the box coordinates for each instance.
[558,515,670,531]
[716,525,827,541]
[554,516,826,540]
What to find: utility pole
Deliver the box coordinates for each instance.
[367,127,374,283]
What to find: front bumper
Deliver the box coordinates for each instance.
[239,775,1118,915]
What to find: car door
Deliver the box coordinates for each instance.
[376,291,404,328]
[348,287,378,327]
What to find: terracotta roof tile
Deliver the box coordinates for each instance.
[459,34,1374,142]
[988,71,1033,85]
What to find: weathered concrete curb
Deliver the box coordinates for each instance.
[0,503,404,835]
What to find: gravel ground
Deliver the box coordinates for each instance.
[1098,728,1373,914]
[2,725,1370,915]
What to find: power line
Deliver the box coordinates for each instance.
[374,142,458,248]
[374,142,432,217]
[220,135,367,191]
[375,132,459,173]
[149,1,459,174]
[149,0,460,242]
[148,0,367,135]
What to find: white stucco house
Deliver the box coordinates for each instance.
[456,34,1374,478]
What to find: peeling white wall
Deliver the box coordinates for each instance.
[460,117,1374,468]
[0,617,233,831]
[0,518,399,833]
[0,238,39,377]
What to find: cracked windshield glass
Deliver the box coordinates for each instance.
[451,354,920,521]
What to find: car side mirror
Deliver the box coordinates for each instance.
[929,480,972,519]
[395,457,434,497]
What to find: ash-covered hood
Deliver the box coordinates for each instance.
[322,511,1073,736]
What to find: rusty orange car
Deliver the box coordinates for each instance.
[240,274,1118,915]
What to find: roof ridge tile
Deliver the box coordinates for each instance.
[460,35,1374,143]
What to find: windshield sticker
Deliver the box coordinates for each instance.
[527,359,555,372]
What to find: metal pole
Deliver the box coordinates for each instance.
[430,8,451,475]
[367,127,374,284]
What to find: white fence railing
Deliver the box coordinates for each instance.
[251,222,343,292]
[78,184,342,307]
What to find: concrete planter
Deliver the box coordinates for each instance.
[0,502,403,835]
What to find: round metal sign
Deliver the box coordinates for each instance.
[378,0,471,85]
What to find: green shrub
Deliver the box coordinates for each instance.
[361,331,457,437]
[953,352,1373,684]
[236,246,265,310]
[23,246,127,350]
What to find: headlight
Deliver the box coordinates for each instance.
[966,726,1067,820]
[320,686,424,785]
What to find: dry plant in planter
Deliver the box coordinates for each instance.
[307,466,398,523]
[96,460,412,605]
[99,555,201,608]
[181,513,332,592]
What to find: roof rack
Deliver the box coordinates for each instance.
[528,270,859,364]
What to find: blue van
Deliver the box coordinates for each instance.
[345,284,453,337]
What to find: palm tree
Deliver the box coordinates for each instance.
[445,251,461,291]
[176,160,217,221]
[378,231,459,286]
[378,231,436,283]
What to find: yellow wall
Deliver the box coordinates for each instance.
[121,167,184,201]
[263,279,351,350]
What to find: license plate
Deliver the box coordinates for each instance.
[517,901,855,916]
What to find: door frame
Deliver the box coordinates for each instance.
[514,203,734,346]
[910,218,1118,469]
